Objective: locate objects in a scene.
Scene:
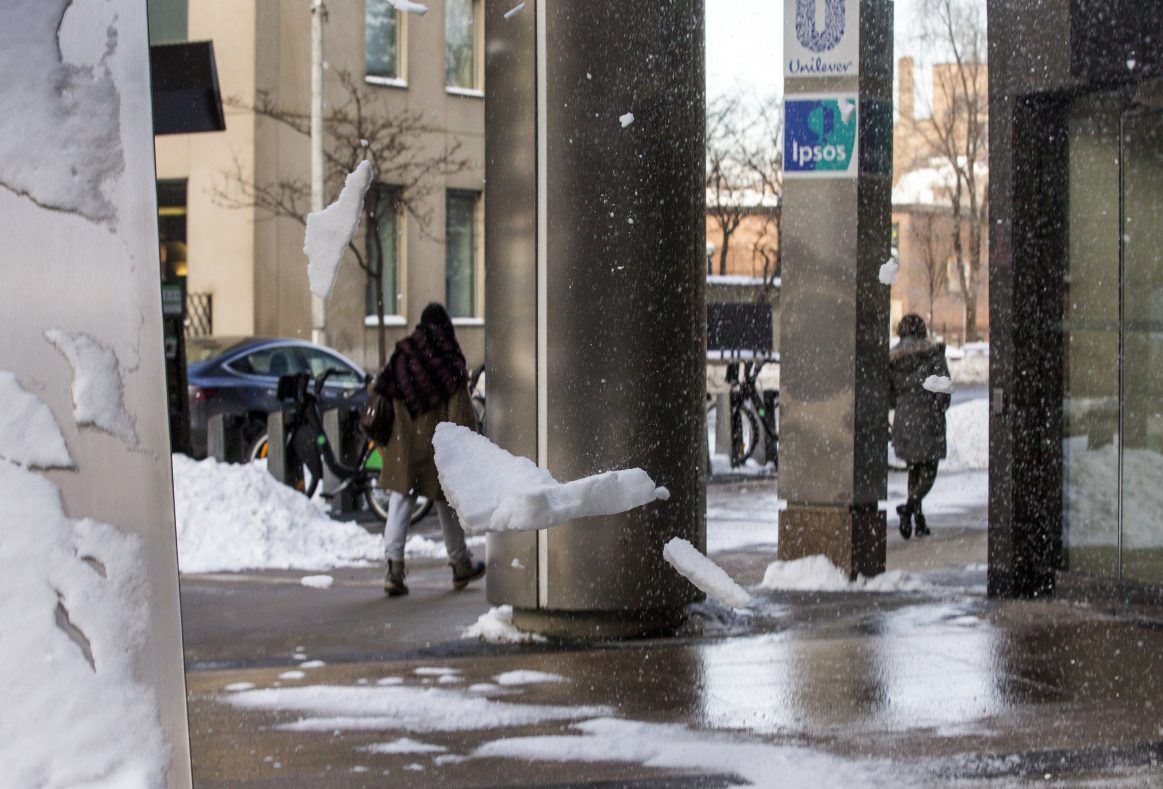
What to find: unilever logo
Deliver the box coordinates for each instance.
[796,0,845,53]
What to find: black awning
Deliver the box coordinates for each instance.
[150,41,226,136]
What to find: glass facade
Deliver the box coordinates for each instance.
[365,0,399,81]
[365,185,400,319]
[445,0,476,90]
[1064,88,1163,584]
[445,190,478,318]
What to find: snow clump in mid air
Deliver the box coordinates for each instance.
[0,371,72,468]
[389,0,428,14]
[304,160,373,300]
[838,97,857,123]
[463,606,548,644]
[433,422,668,534]
[619,112,635,128]
[878,257,899,285]
[504,3,526,19]
[923,375,955,395]
[45,329,138,445]
[662,538,752,609]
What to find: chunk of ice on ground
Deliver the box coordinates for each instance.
[279,671,306,680]
[0,371,72,468]
[224,682,256,692]
[504,2,526,19]
[362,738,447,755]
[299,660,327,669]
[662,538,752,609]
[300,574,334,589]
[463,606,547,644]
[923,374,955,395]
[415,667,459,677]
[389,0,428,14]
[434,423,667,533]
[494,670,565,686]
[619,112,635,127]
[879,258,899,285]
[45,330,137,445]
[304,160,373,299]
[759,555,930,593]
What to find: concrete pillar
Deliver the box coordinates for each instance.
[777,0,894,578]
[484,0,706,638]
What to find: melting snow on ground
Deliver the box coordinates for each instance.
[45,329,137,445]
[759,555,930,593]
[434,423,668,533]
[304,160,373,300]
[0,371,72,468]
[224,684,609,733]
[362,738,447,755]
[172,454,483,572]
[0,461,166,786]
[663,538,752,609]
[494,670,565,686]
[462,605,547,644]
[300,574,334,589]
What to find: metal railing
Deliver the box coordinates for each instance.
[186,291,212,337]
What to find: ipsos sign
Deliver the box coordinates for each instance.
[783,95,859,179]
[784,0,860,78]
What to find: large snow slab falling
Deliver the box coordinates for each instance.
[304,160,373,300]
[662,538,752,609]
[45,329,138,445]
[0,371,72,468]
[433,423,668,533]
[0,461,166,787]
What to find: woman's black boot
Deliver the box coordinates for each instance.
[914,509,930,537]
[896,503,913,540]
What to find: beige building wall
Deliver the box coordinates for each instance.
[155,0,486,370]
[154,0,259,337]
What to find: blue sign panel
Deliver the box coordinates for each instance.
[783,95,859,179]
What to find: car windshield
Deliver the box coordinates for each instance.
[186,336,248,364]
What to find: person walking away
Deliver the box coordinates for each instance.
[373,303,486,596]
[888,314,951,540]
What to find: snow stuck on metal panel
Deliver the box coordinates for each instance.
[304,160,374,299]
[0,371,73,468]
[44,329,138,445]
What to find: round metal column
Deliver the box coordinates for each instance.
[484,0,706,638]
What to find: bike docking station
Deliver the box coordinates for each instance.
[482,0,706,639]
[778,0,894,579]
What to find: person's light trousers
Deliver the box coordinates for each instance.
[384,492,471,566]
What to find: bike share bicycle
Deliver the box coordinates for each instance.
[272,369,431,524]
[712,357,779,469]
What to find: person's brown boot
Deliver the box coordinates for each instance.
[450,558,485,590]
[384,560,408,596]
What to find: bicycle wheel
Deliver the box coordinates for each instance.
[364,479,433,524]
[731,404,761,466]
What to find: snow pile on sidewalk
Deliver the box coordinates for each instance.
[434,423,668,533]
[663,538,752,609]
[462,606,547,644]
[0,461,166,787]
[304,160,373,299]
[0,371,72,468]
[759,555,930,593]
[943,399,988,472]
[173,454,383,572]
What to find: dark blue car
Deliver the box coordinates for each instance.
[186,337,370,460]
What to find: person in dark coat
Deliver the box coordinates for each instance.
[888,314,952,540]
[372,303,485,596]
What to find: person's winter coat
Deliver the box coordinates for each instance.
[374,321,478,501]
[888,338,951,463]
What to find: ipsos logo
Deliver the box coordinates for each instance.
[796,0,845,53]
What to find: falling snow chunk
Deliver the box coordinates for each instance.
[923,375,955,395]
[304,160,373,299]
[0,371,72,468]
[1128,59,1137,70]
[662,538,752,609]
[300,574,334,589]
[389,0,428,14]
[878,258,899,285]
[503,3,526,19]
[434,423,668,534]
[619,112,635,127]
[511,558,525,570]
[44,330,138,445]
[838,97,857,123]
[463,606,547,644]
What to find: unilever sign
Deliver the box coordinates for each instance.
[783,95,859,179]
[784,0,860,77]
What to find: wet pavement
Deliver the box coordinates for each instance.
[180,477,1163,786]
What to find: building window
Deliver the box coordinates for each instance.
[445,0,481,92]
[366,185,402,319]
[366,0,401,82]
[445,191,480,318]
[147,0,187,44]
